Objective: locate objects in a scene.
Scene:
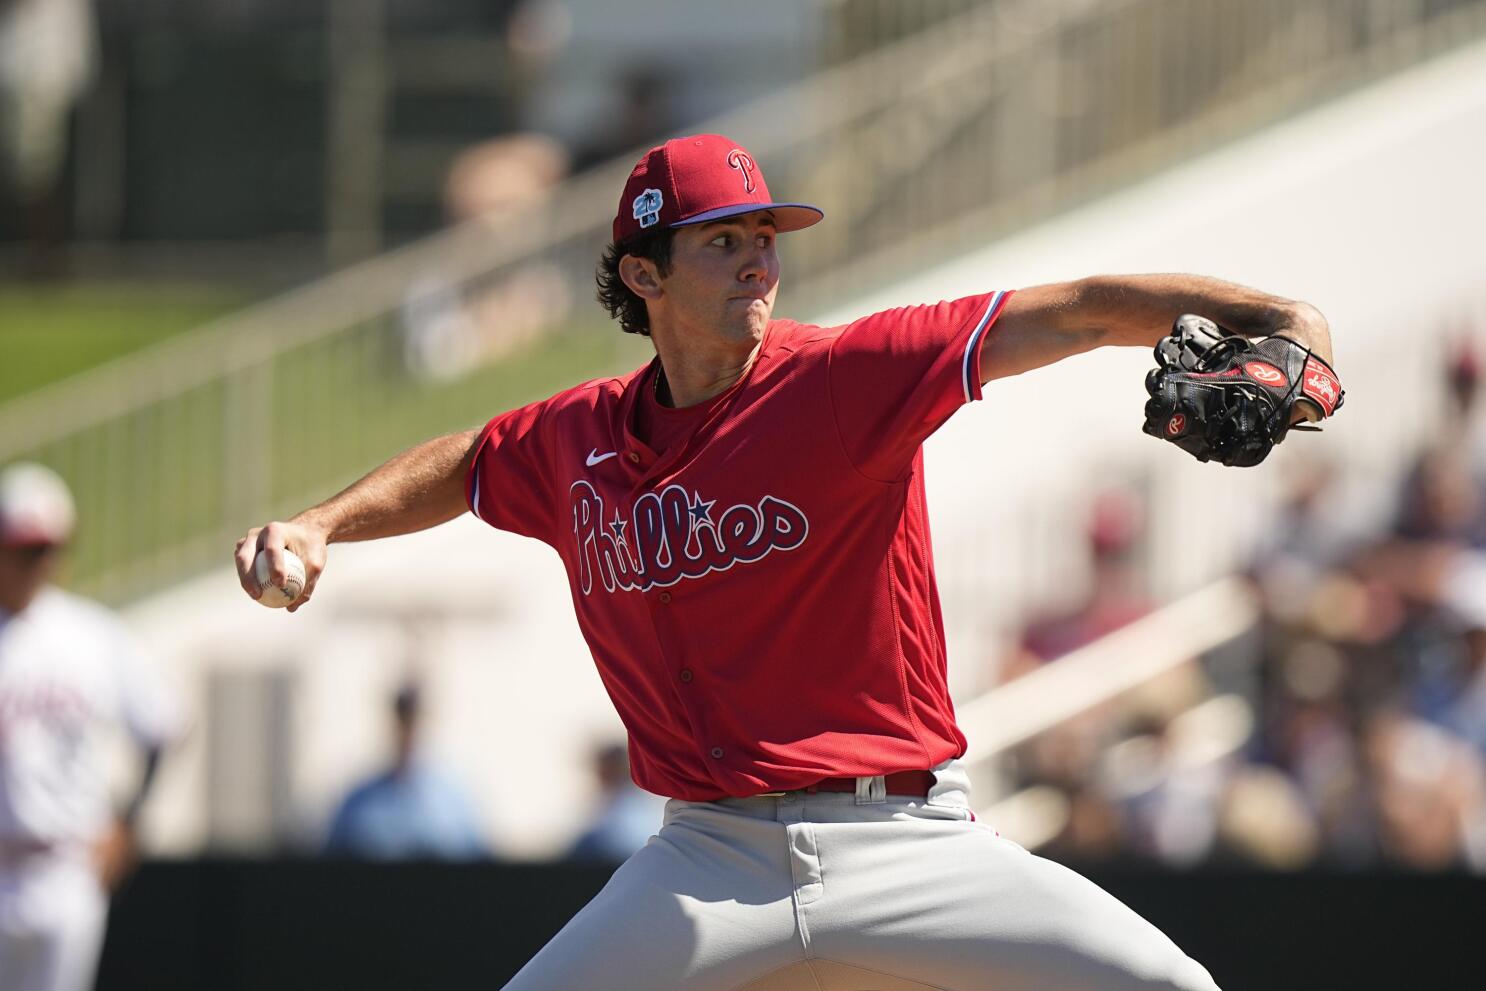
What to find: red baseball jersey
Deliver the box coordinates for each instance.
[467,290,1013,800]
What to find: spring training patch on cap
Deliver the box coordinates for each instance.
[633,188,664,229]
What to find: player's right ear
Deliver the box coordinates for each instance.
[618,254,664,301]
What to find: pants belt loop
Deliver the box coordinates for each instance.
[855,775,887,805]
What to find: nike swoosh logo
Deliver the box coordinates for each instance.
[586,449,619,467]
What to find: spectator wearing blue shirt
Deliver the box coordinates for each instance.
[568,742,666,864]
[324,683,488,860]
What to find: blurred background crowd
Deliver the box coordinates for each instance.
[4,0,1486,986]
[1001,341,1486,873]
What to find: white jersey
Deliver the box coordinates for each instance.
[0,0,97,98]
[0,587,180,852]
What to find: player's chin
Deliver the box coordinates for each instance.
[732,297,773,334]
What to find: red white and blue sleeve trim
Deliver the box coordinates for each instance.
[464,416,502,524]
[961,290,1012,403]
[469,473,486,523]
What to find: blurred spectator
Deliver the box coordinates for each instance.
[1360,708,1486,871]
[0,463,182,991]
[1251,456,1359,585]
[442,133,568,225]
[506,0,573,64]
[996,328,1486,873]
[1215,765,1320,870]
[1439,569,1486,752]
[1007,487,1153,678]
[1110,698,1255,868]
[324,682,487,860]
[566,742,665,864]
[569,66,681,172]
[1442,330,1486,474]
[0,0,97,277]
[1445,334,1479,422]
[1028,713,1127,864]
[401,133,573,380]
[1391,445,1486,546]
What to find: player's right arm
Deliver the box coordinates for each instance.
[233,429,479,611]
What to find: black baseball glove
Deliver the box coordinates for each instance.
[1142,314,1344,467]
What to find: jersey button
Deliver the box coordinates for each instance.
[627,451,641,463]
[658,591,672,604]
[679,669,693,683]
[710,747,724,759]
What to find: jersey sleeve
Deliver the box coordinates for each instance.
[465,397,560,544]
[827,290,1012,481]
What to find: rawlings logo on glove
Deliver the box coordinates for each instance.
[1142,314,1344,467]
[1302,358,1341,414]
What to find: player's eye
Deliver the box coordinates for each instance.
[710,233,733,248]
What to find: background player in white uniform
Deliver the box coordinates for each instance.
[0,463,182,991]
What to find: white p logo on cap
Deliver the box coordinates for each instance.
[727,149,756,194]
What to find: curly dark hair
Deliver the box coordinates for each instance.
[595,229,676,337]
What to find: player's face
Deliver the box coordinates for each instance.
[660,213,779,345]
[0,542,61,613]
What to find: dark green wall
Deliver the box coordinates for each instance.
[97,859,1486,990]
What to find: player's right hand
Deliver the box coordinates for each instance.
[234,519,329,613]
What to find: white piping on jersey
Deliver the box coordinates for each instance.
[471,475,485,522]
[961,290,1008,404]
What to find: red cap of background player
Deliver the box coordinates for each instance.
[612,134,823,245]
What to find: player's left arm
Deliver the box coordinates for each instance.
[981,274,1333,387]
[94,745,165,891]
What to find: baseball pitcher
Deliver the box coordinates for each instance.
[236,134,1340,989]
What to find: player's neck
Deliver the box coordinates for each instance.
[650,334,762,409]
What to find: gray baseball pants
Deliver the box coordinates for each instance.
[504,762,1221,990]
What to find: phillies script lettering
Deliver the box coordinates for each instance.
[570,481,809,594]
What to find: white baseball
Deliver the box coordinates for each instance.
[253,549,306,608]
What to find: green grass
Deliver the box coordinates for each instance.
[1,280,657,603]
[262,318,652,513]
[0,284,245,402]
[20,318,652,603]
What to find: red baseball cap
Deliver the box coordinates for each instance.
[612,134,823,245]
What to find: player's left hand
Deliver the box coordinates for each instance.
[92,818,138,892]
[1142,314,1344,467]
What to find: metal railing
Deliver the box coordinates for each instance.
[5,0,1485,603]
[959,577,1260,765]
[956,576,1261,833]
